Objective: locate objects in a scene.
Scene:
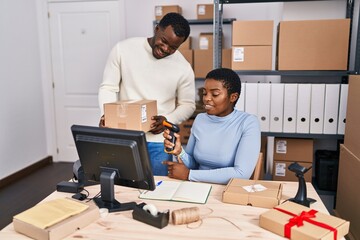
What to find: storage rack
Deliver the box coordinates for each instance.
[212,0,358,139]
[213,0,357,74]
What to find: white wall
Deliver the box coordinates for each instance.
[0,0,48,179]
[0,0,356,180]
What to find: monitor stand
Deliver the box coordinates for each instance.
[94,168,136,212]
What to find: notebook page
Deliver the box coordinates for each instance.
[172,182,212,204]
[139,181,181,200]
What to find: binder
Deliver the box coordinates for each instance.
[244,83,258,115]
[337,84,348,134]
[323,84,340,134]
[283,84,298,133]
[257,83,271,131]
[269,83,284,133]
[310,84,325,134]
[296,84,311,133]
[235,82,245,111]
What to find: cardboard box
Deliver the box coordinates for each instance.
[273,138,314,163]
[179,118,194,145]
[232,20,274,46]
[273,160,312,182]
[231,46,272,70]
[178,36,192,50]
[199,32,213,50]
[335,145,360,240]
[194,49,231,78]
[277,19,350,70]
[260,201,350,240]
[13,200,99,240]
[197,4,213,20]
[104,100,157,132]
[154,5,182,20]
[179,49,193,68]
[344,75,360,158]
[223,178,282,208]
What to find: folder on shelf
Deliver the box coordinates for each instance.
[269,83,284,133]
[257,83,271,132]
[236,82,245,111]
[296,84,311,133]
[337,84,348,135]
[283,84,298,133]
[323,84,340,134]
[310,84,325,134]
[244,83,258,115]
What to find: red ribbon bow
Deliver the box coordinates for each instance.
[274,206,337,240]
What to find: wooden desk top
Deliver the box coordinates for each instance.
[0,177,342,240]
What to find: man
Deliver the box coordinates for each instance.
[98,13,196,176]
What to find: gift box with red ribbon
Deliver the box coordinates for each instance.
[259,201,349,240]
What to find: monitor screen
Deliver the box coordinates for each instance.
[71,124,155,212]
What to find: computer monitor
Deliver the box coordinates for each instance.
[71,124,155,212]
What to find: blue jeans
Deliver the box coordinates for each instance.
[147,142,171,176]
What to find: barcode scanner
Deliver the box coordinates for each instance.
[162,120,180,152]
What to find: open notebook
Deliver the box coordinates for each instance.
[139,181,212,204]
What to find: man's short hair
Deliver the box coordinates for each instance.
[159,12,190,41]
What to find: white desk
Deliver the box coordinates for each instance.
[0,177,343,240]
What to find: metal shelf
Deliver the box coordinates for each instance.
[261,132,344,139]
[220,0,330,3]
[233,70,353,77]
[153,18,235,27]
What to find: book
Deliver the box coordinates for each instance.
[139,181,212,204]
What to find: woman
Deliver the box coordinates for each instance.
[162,68,261,185]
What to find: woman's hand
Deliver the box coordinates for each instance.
[163,129,182,155]
[163,157,190,180]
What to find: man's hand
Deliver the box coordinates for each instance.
[149,115,167,134]
[99,115,105,127]
[163,158,189,180]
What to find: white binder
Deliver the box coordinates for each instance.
[283,84,298,133]
[323,84,340,134]
[337,84,349,134]
[235,82,245,111]
[310,84,325,134]
[244,83,258,115]
[296,84,311,133]
[257,83,271,132]
[269,83,284,133]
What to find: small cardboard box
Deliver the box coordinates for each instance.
[199,32,213,50]
[272,160,312,182]
[277,19,350,70]
[154,5,182,20]
[259,201,350,240]
[232,20,274,46]
[13,200,99,240]
[335,145,360,239]
[104,100,157,132]
[231,46,272,70]
[197,4,213,20]
[222,178,283,209]
[273,138,313,163]
[194,49,231,78]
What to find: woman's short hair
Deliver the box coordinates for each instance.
[158,12,190,41]
[205,68,241,99]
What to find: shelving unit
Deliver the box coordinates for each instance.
[213,0,357,72]
[213,0,357,139]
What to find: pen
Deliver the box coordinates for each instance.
[156,181,163,187]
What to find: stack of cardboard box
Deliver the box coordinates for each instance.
[272,138,314,182]
[335,75,360,240]
[231,20,273,70]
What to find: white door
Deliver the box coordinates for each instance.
[49,1,125,162]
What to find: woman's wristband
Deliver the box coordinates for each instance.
[177,147,186,159]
